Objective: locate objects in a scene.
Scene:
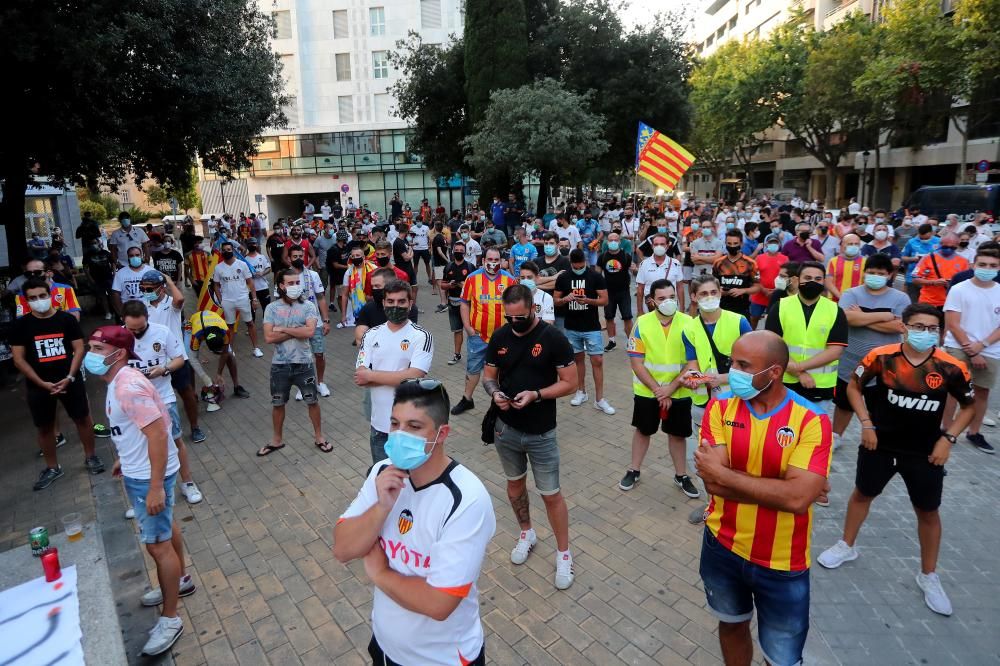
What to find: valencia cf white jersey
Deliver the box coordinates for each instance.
[340,459,496,666]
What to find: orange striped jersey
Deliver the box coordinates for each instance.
[15,282,81,318]
[702,390,832,571]
[460,268,516,341]
[190,250,210,282]
[826,256,865,299]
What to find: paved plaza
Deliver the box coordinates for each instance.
[2,286,999,665]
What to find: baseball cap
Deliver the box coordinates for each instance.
[88,326,140,359]
[203,327,227,353]
[140,269,166,285]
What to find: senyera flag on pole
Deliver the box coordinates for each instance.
[196,250,224,315]
[635,121,695,192]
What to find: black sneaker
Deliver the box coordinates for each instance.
[38,433,68,457]
[604,341,617,352]
[447,353,462,366]
[33,466,64,491]
[435,304,448,313]
[674,474,701,499]
[191,427,207,443]
[619,469,640,491]
[85,455,105,475]
[967,432,996,454]
[234,385,251,399]
[450,397,474,415]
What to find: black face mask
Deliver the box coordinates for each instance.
[351,257,364,266]
[384,305,409,325]
[798,280,824,300]
[559,248,570,256]
[371,288,384,303]
[510,315,534,334]
[376,256,390,267]
[222,251,234,260]
[292,259,305,269]
[726,246,740,256]
[798,231,810,240]
[453,252,465,261]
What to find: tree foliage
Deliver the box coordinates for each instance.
[464,0,530,125]
[463,79,607,180]
[0,0,284,267]
[145,168,202,212]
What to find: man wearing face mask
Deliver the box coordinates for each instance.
[694,330,831,666]
[438,243,476,365]
[812,219,840,263]
[312,223,337,287]
[14,259,82,320]
[825,233,866,302]
[750,236,788,328]
[712,229,760,319]
[635,234,684,317]
[334,380,495,665]
[355,268,421,343]
[782,222,824,264]
[817,305,973,617]
[861,221,901,270]
[287,246,332,398]
[11,280,103,491]
[354,280,434,462]
[109,211,150,268]
[152,236,184,283]
[532,233,571,320]
[621,279,702,496]
[212,241,263,357]
[281,225,316,268]
[260,270,330,455]
[913,232,968,307]
[901,222,940,301]
[765,262,848,412]
[483,285,577,588]
[597,232,633,351]
[451,248,517,415]
[410,217,433,286]
[690,225,723,280]
[112,246,152,318]
[340,246,376,328]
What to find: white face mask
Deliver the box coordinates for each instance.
[284,284,303,299]
[774,277,788,291]
[28,298,52,314]
[698,297,721,312]
[874,230,888,241]
[656,298,678,317]
[652,245,667,257]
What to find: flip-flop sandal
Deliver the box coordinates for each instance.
[256,443,285,457]
[314,440,333,453]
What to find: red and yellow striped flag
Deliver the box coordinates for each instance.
[635,122,695,192]
[196,250,224,316]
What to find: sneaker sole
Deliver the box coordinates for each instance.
[191,436,207,444]
[141,625,184,655]
[916,575,953,616]
[618,479,638,491]
[510,543,535,565]
[33,473,65,491]
[141,585,197,607]
[555,575,574,590]
[674,480,700,499]
[817,551,858,569]
[977,446,996,454]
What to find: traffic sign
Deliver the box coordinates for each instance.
[976,172,988,183]
[340,184,350,193]
[254,194,264,203]
[977,160,991,173]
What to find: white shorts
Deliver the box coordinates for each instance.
[222,298,252,325]
[433,265,445,280]
[682,266,694,281]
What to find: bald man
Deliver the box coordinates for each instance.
[695,330,832,666]
[825,233,865,301]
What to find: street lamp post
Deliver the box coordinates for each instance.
[860,150,871,208]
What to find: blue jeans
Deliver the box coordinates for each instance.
[466,334,489,375]
[699,528,810,666]
[124,473,177,544]
[370,427,389,465]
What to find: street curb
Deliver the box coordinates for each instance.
[91,437,174,666]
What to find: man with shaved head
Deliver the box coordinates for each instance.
[825,233,865,301]
[912,232,969,307]
[695,330,832,666]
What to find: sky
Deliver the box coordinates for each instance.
[620,0,697,35]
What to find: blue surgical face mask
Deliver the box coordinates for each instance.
[544,244,557,257]
[864,274,888,290]
[974,267,999,282]
[702,229,712,237]
[728,364,776,400]
[691,222,700,231]
[572,266,586,275]
[726,223,735,230]
[608,241,620,251]
[844,245,860,258]
[766,243,780,254]
[129,256,143,268]
[938,247,956,258]
[907,329,937,352]
[520,278,536,292]
[141,291,158,303]
[84,350,117,376]
[384,428,439,470]
[657,226,667,233]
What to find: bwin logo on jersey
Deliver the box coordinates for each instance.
[887,388,940,411]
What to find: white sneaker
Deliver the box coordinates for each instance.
[817,540,858,569]
[206,403,221,412]
[181,482,203,504]
[253,347,264,358]
[916,572,953,616]
[141,574,197,607]
[295,389,303,401]
[125,507,135,519]
[832,432,842,451]
[510,531,537,565]
[570,391,588,407]
[594,398,616,415]
[555,553,574,590]
[317,383,331,397]
[982,416,996,427]
[141,616,184,655]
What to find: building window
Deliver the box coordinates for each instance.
[728,15,737,29]
[369,7,385,36]
[372,51,389,79]
[272,10,292,39]
[421,0,441,29]
[333,10,349,39]
[282,96,298,128]
[339,96,354,123]
[374,93,391,121]
[335,53,351,81]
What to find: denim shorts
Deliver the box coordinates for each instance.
[749,302,768,318]
[699,528,810,666]
[124,472,177,545]
[309,325,326,355]
[466,334,489,375]
[494,420,561,495]
[167,401,182,441]
[565,329,604,355]
[270,363,318,405]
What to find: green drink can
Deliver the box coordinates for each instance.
[30,527,49,557]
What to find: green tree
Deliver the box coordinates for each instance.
[78,199,108,222]
[951,0,1000,183]
[389,34,469,179]
[145,168,202,212]
[0,0,284,268]
[463,79,608,213]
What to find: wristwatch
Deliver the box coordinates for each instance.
[65,375,76,383]
[941,432,957,444]
[163,368,171,377]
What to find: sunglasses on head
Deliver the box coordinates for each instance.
[399,377,445,396]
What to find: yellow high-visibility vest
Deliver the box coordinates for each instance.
[777,295,839,387]
[683,310,744,405]
[631,310,694,399]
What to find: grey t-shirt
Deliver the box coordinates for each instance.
[690,237,723,277]
[263,299,319,364]
[837,285,911,381]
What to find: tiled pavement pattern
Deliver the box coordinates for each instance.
[3,284,999,665]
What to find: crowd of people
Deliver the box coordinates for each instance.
[6,190,999,664]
